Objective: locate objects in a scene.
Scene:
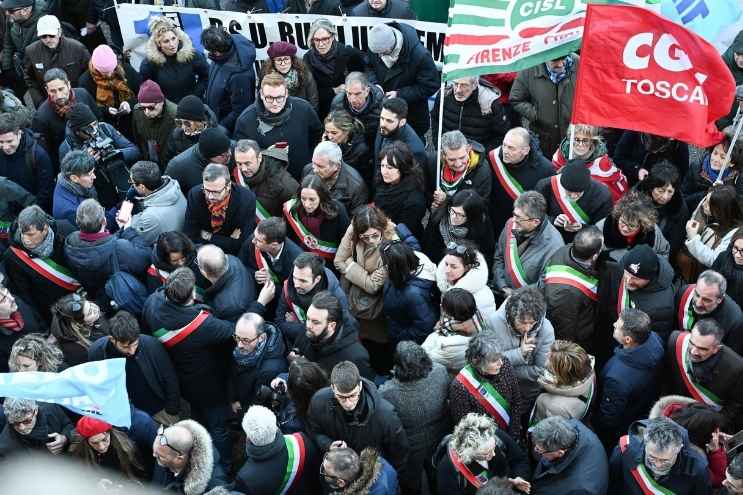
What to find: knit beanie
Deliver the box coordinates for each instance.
[176,95,206,121]
[91,45,118,74]
[621,245,659,281]
[198,128,230,158]
[368,24,397,54]
[76,416,112,438]
[67,104,97,131]
[1,0,33,9]
[559,159,591,193]
[267,41,297,59]
[138,80,165,104]
[242,405,278,447]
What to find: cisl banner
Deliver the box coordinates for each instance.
[571,3,735,148]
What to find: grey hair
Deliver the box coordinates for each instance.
[61,149,95,179]
[441,130,468,152]
[451,413,500,464]
[452,76,478,87]
[344,71,369,88]
[308,17,337,43]
[44,68,69,84]
[236,313,266,337]
[505,127,531,148]
[17,205,50,233]
[202,163,230,183]
[698,269,727,297]
[465,333,503,373]
[197,244,228,280]
[3,398,38,423]
[9,334,64,372]
[692,319,724,344]
[531,416,577,451]
[234,139,261,156]
[76,199,105,233]
[643,417,684,452]
[313,140,343,167]
[505,286,546,328]
[514,190,547,220]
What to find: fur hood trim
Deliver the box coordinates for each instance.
[344,448,382,494]
[649,395,696,419]
[178,419,215,495]
[145,17,196,66]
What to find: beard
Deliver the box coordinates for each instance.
[307,327,330,344]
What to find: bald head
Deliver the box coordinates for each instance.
[502,127,531,164]
[165,425,194,454]
[506,127,530,147]
[197,244,228,281]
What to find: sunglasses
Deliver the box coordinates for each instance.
[157,424,183,456]
[446,242,468,255]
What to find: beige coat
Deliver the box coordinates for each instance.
[532,357,596,424]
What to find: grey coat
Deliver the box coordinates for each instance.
[129,177,186,246]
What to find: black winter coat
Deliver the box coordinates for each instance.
[142,289,235,407]
[165,143,216,196]
[232,323,287,410]
[636,181,690,260]
[202,254,257,322]
[712,248,743,313]
[367,22,439,138]
[331,84,384,148]
[0,129,55,211]
[139,50,209,104]
[0,403,73,460]
[307,379,409,471]
[673,284,743,356]
[374,175,427,241]
[282,199,350,258]
[301,163,368,216]
[285,0,341,14]
[422,206,496,269]
[183,183,257,256]
[303,42,366,119]
[613,131,690,186]
[351,0,415,18]
[240,236,303,286]
[161,105,222,166]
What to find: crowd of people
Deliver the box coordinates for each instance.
[0,1,742,494]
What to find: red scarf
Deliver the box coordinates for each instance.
[0,311,24,332]
[207,191,231,232]
[50,88,77,118]
[442,164,466,184]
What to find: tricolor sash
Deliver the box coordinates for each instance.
[448,448,489,488]
[232,168,270,222]
[147,265,205,301]
[619,435,677,495]
[550,176,589,224]
[277,433,306,495]
[153,310,209,348]
[255,246,279,283]
[490,148,524,200]
[232,167,247,187]
[283,199,338,260]
[504,218,527,288]
[10,246,81,291]
[677,285,695,332]
[674,332,722,409]
[544,264,599,301]
[455,365,511,430]
[283,280,306,322]
[616,277,635,316]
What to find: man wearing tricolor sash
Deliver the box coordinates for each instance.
[142,267,237,469]
[493,191,564,297]
[609,417,709,495]
[674,272,743,355]
[535,160,613,243]
[667,322,743,431]
[235,405,320,495]
[241,217,303,290]
[487,127,553,234]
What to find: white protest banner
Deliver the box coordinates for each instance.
[116,3,447,70]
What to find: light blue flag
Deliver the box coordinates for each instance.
[660,0,743,52]
[0,359,131,427]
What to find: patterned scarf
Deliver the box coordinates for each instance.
[283,68,300,92]
[0,311,24,332]
[50,88,76,118]
[207,191,231,232]
[88,63,134,108]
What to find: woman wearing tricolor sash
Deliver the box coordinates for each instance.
[609,417,709,495]
[434,413,531,495]
[283,175,349,262]
[145,231,202,294]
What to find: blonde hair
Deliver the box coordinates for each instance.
[547,340,592,386]
[451,413,501,464]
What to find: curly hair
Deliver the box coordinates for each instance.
[392,341,432,382]
[611,190,658,232]
[465,333,503,373]
[8,334,64,372]
[451,413,500,464]
[504,287,545,329]
[547,340,592,387]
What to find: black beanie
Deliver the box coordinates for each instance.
[621,245,659,280]
[67,104,97,131]
[176,95,206,121]
[198,128,230,158]
[1,0,34,9]
[560,159,591,193]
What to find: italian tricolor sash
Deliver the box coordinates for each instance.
[550,176,589,224]
[674,332,722,410]
[277,433,306,495]
[146,265,204,301]
[677,285,695,331]
[233,167,247,187]
[153,310,209,348]
[490,148,524,200]
[283,199,338,260]
[232,168,270,222]
[544,264,599,301]
[448,448,489,488]
[619,436,676,495]
[255,246,279,283]
[455,365,511,430]
[504,218,527,288]
[616,277,635,316]
[10,246,80,291]
[283,280,306,322]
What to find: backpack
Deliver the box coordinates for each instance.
[105,241,148,317]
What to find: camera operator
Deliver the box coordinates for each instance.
[59,103,140,209]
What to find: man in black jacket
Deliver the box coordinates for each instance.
[431,130,492,210]
[240,216,303,287]
[197,244,257,321]
[0,398,73,460]
[183,163,256,256]
[166,127,233,196]
[88,311,181,424]
[366,22,438,138]
[372,97,427,176]
[351,0,415,18]
[302,140,368,215]
[307,361,408,477]
[331,72,384,150]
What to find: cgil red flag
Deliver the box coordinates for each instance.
[571,4,735,148]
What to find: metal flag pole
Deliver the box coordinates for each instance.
[715,112,743,185]
[568,124,576,160]
[435,79,446,190]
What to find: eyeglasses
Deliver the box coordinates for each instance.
[273,56,292,64]
[234,334,261,346]
[313,35,333,45]
[449,208,467,220]
[359,232,381,243]
[446,242,468,255]
[141,104,160,112]
[513,214,536,223]
[618,217,640,231]
[333,384,362,403]
[320,455,345,483]
[262,94,287,104]
[733,246,743,255]
[157,424,183,456]
[573,137,594,145]
[203,184,229,197]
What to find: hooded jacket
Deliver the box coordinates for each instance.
[205,33,256,133]
[23,35,91,107]
[307,378,409,473]
[383,251,437,344]
[437,250,497,318]
[533,359,596,424]
[202,254,256,322]
[351,0,415,18]
[129,177,186,246]
[608,419,709,495]
[346,449,399,495]
[231,323,288,410]
[0,129,54,211]
[140,26,209,103]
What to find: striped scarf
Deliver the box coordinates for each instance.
[207,192,231,232]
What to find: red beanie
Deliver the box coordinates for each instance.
[267,41,297,59]
[138,79,165,104]
[76,416,112,438]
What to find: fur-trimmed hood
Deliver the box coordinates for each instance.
[178,419,216,495]
[344,448,383,494]
[145,18,196,66]
[649,395,696,420]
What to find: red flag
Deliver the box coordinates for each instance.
[571,4,735,148]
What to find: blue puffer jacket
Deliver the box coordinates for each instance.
[205,33,256,133]
[383,251,437,345]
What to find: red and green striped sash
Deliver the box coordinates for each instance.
[10,246,80,291]
[456,365,510,430]
[677,285,695,332]
[504,218,527,288]
[490,148,524,200]
[544,264,599,301]
[277,433,306,495]
[283,199,337,260]
[255,246,279,283]
[550,175,589,224]
[448,448,489,488]
[283,280,306,322]
[616,276,635,316]
[674,332,722,409]
[233,168,271,222]
[153,310,209,348]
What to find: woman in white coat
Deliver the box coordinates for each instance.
[435,241,497,320]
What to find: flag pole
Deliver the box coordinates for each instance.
[568,125,575,160]
[435,80,445,191]
[715,114,743,185]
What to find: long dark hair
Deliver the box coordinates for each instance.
[261,56,309,87]
[287,357,328,420]
[351,205,389,245]
[376,141,424,188]
[708,184,743,234]
[70,429,145,479]
[296,175,339,219]
[380,240,421,289]
[155,231,195,269]
[50,294,109,349]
